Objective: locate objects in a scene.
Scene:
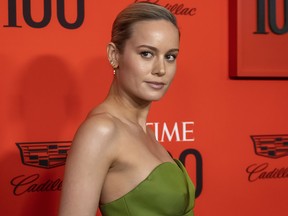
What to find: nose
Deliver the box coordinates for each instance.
[153,57,166,76]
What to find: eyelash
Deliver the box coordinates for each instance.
[166,54,177,62]
[139,51,177,62]
[140,51,153,58]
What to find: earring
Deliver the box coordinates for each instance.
[110,59,117,75]
[110,59,116,67]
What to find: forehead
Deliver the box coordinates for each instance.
[127,20,180,48]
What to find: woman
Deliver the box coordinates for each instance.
[59,2,195,216]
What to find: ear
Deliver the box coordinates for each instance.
[107,42,119,69]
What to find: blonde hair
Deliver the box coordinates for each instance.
[111,2,179,53]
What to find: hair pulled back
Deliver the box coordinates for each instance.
[111,2,179,53]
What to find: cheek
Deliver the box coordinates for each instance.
[168,64,177,79]
[120,53,140,71]
[118,59,146,85]
[123,59,152,76]
[137,62,153,74]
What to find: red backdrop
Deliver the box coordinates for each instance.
[1,0,287,215]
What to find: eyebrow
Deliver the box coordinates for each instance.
[137,45,179,53]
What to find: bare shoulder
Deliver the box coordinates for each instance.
[59,112,120,215]
[75,112,119,143]
[71,112,121,162]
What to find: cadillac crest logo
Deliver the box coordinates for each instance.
[251,135,288,159]
[16,141,71,169]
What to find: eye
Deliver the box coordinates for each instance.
[140,51,153,59]
[165,54,177,62]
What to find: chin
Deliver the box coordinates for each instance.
[146,94,166,102]
[137,90,169,103]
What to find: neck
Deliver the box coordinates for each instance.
[104,79,152,131]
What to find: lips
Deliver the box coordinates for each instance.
[145,81,166,89]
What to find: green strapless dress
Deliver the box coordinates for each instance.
[99,159,195,216]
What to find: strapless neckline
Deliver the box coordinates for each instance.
[99,159,195,216]
[101,159,181,206]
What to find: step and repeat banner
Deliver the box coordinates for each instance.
[1,0,287,215]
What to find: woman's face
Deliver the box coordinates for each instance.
[116,19,180,103]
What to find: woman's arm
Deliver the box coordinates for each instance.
[58,115,118,216]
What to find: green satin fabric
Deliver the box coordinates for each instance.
[100,159,195,216]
